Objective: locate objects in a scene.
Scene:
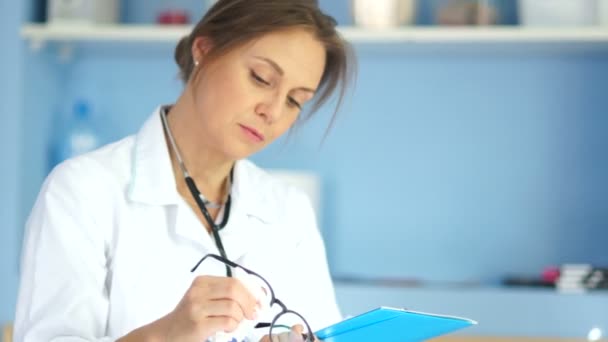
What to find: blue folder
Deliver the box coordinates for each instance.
[314,307,477,342]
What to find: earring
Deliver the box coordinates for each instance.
[194,60,200,67]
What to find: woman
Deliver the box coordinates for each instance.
[14,0,355,341]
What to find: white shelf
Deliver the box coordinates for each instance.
[21,23,608,45]
[342,26,608,43]
[21,24,190,44]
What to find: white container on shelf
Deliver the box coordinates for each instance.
[599,0,608,25]
[351,0,416,29]
[518,0,597,26]
[48,0,120,25]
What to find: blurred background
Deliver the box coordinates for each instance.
[1,0,608,340]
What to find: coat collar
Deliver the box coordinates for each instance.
[127,107,277,224]
[127,106,179,206]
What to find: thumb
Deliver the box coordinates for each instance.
[290,324,304,335]
[289,325,305,342]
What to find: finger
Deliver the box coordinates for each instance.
[203,315,240,333]
[272,334,285,342]
[261,332,288,342]
[291,324,311,342]
[194,276,258,320]
[288,331,305,342]
[199,299,246,323]
[291,324,304,335]
[221,278,260,320]
[261,335,282,342]
[264,325,300,342]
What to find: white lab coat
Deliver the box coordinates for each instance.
[14,107,342,342]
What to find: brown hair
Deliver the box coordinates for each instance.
[174,0,356,134]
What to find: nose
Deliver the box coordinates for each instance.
[255,93,283,124]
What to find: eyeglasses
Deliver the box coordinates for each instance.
[191,254,314,342]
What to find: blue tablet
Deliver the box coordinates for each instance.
[315,307,477,342]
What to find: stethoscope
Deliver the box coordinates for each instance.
[160,107,233,277]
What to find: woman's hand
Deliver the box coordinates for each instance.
[165,275,260,341]
[119,275,259,342]
[259,324,320,342]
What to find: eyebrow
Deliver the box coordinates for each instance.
[253,56,317,94]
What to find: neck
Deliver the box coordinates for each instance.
[165,97,234,204]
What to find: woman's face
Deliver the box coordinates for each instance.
[188,28,326,160]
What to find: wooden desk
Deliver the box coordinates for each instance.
[434,337,607,342]
[2,325,605,342]
[2,324,11,342]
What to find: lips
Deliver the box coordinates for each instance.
[239,124,265,142]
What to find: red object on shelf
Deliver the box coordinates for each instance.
[541,266,561,283]
[157,10,190,25]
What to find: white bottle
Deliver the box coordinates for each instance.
[599,0,608,26]
[50,100,101,171]
[48,0,120,25]
[519,0,597,26]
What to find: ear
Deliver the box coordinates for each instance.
[191,36,214,65]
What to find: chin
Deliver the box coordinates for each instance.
[224,145,261,161]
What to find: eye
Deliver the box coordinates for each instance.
[287,97,302,109]
[250,70,270,86]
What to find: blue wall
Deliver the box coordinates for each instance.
[0,0,27,326]
[2,0,608,334]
